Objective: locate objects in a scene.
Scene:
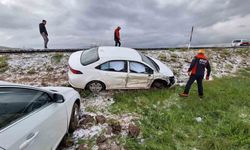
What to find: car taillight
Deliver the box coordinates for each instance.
[69,66,83,74]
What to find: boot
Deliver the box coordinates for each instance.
[179,93,188,97]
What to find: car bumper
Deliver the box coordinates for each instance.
[168,76,175,86]
[68,71,86,89]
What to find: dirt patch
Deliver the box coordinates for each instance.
[62,92,140,150]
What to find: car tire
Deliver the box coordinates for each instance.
[86,81,105,93]
[69,103,80,133]
[151,81,166,89]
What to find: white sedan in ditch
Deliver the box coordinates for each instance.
[0,81,81,150]
[68,46,175,92]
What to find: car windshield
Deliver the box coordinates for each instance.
[80,47,99,66]
[138,51,159,71]
[233,40,241,43]
[0,88,50,129]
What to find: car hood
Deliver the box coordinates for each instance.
[149,57,174,77]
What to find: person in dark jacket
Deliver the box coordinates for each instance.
[180,49,211,98]
[39,20,49,49]
[114,26,121,47]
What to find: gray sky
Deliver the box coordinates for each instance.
[0,0,250,48]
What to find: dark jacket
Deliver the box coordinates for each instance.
[188,53,211,77]
[114,28,120,40]
[39,23,48,35]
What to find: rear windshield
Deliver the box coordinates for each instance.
[80,47,99,66]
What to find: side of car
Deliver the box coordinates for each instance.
[240,41,250,46]
[82,58,169,92]
[232,39,249,47]
[68,47,175,92]
[0,85,80,150]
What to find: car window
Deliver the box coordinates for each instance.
[129,61,153,74]
[97,60,127,72]
[0,87,52,129]
[80,47,99,66]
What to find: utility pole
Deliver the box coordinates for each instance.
[188,26,194,50]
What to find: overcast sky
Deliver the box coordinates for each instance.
[0,0,250,49]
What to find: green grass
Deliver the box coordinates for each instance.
[110,69,250,150]
[0,55,8,73]
[234,48,250,57]
[78,89,92,98]
[77,138,96,148]
[27,68,36,74]
[51,53,64,63]
[158,53,167,62]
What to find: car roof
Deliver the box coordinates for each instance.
[98,46,142,61]
[0,81,20,86]
[0,81,43,91]
[233,39,247,41]
[0,81,41,91]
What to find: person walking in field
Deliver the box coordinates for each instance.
[179,49,211,98]
[39,20,49,49]
[114,26,121,47]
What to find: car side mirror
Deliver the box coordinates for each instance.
[149,69,154,74]
[53,93,65,103]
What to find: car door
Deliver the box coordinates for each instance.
[96,60,128,89]
[0,87,68,150]
[127,61,154,88]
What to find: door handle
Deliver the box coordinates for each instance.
[19,131,39,150]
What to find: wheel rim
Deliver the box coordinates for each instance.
[88,82,103,93]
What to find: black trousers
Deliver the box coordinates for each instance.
[41,33,49,48]
[184,75,204,96]
[115,39,121,47]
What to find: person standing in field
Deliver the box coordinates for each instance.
[179,49,211,98]
[114,26,121,47]
[39,20,49,49]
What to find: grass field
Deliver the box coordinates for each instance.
[111,68,250,150]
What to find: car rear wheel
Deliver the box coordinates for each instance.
[87,81,105,93]
[69,103,80,133]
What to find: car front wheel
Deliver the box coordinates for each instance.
[69,103,80,133]
[151,81,166,89]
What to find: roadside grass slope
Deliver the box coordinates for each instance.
[111,68,250,150]
[0,55,8,73]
